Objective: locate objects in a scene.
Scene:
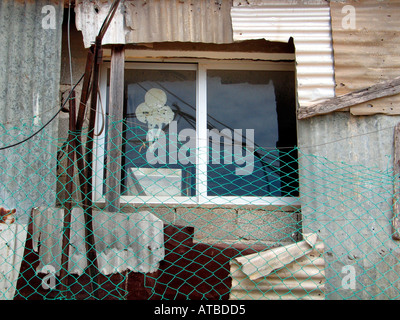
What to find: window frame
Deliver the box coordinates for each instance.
[94,58,300,206]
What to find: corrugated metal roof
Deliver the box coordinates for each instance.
[75,0,234,48]
[230,2,335,108]
[230,240,325,300]
[330,0,400,115]
[0,0,63,222]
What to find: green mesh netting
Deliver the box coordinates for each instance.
[0,115,399,301]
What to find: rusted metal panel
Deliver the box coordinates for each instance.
[229,239,325,300]
[75,0,234,48]
[330,0,400,115]
[230,1,335,109]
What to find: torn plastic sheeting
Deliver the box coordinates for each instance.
[31,207,165,276]
[232,233,319,280]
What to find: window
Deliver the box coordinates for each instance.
[96,60,298,205]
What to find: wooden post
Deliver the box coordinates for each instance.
[393,122,400,240]
[75,50,94,202]
[59,90,76,295]
[105,45,125,212]
[83,37,103,299]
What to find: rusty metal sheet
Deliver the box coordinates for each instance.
[75,0,234,48]
[229,238,325,300]
[330,0,400,115]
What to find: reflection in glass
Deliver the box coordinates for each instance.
[206,70,298,197]
[118,68,196,198]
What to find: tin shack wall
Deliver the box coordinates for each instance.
[330,0,400,115]
[63,0,400,299]
[0,0,64,223]
[231,0,400,299]
[75,0,234,48]
[299,0,400,299]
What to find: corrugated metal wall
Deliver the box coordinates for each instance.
[75,0,335,109]
[0,0,64,222]
[75,0,234,48]
[330,0,400,115]
[296,1,400,298]
[298,111,400,299]
[230,1,335,108]
[230,0,400,300]
[230,241,325,300]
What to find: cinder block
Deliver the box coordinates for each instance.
[148,207,176,224]
[236,209,299,243]
[120,205,175,224]
[175,207,237,242]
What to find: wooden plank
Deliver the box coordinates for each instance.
[76,50,94,132]
[59,90,77,295]
[350,96,400,116]
[298,76,400,119]
[75,52,93,202]
[105,46,125,212]
[392,122,400,240]
[83,38,103,299]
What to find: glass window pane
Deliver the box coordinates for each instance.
[206,70,298,197]
[116,68,197,198]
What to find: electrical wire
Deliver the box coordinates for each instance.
[98,0,121,40]
[0,73,85,151]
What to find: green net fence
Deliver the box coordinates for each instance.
[0,113,399,301]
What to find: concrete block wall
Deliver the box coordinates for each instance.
[118,204,301,246]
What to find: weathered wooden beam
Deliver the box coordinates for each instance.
[392,122,400,240]
[298,76,400,120]
[105,45,125,212]
[59,91,76,295]
[75,50,94,202]
[76,50,94,132]
[83,38,102,299]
